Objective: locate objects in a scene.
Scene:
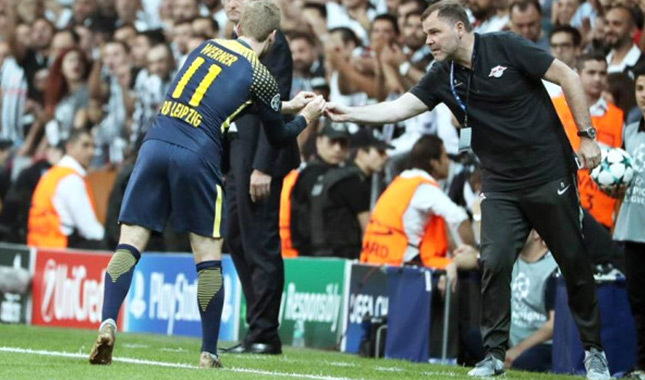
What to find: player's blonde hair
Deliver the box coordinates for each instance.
[239,0,281,42]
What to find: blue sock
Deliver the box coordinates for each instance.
[196,260,225,355]
[102,244,141,323]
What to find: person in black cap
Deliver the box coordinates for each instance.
[307,127,391,259]
[290,122,351,256]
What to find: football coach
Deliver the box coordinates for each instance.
[325,1,609,379]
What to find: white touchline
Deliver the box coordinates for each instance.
[0,346,367,380]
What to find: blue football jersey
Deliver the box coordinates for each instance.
[144,39,301,168]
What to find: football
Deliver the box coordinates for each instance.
[590,146,635,194]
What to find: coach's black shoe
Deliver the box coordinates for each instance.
[247,343,282,355]
[89,322,116,365]
[221,343,246,353]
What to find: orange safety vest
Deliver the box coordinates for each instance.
[552,96,624,228]
[28,165,97,248]
[279,169,300,258]
[360,175,450,269]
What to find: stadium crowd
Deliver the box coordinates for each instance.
[0,0,643,377]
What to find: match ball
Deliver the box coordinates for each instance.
[590,147,635,194]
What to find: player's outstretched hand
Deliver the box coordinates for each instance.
[324,102,351,122]
[300,95,326,123]
[578,138,601,170]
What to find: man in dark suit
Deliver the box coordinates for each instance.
[223,0,299,354]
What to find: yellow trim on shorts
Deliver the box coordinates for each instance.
[213,184,223,238]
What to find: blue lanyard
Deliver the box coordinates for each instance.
[449,41,477,129]
[450,61,472,129]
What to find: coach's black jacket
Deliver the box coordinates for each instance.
[228,30,299,177]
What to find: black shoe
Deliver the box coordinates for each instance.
[247,343,282,355]
[221,343,246,353]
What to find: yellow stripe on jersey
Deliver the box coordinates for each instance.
[189,64,222,107]
[172,57,205,99]
[220,100,252,133]
[215,39,257,63]
[213,184,223,238]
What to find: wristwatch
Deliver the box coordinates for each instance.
[577,127,597,139]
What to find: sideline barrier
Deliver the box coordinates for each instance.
[0,243,33,324]
[342,263,389,353]
[385,266,434,363]
[552,277,636,376]
[31,248,123,329]
[124,253,241,341]
[237,257,349,349]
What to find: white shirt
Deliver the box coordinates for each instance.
[607,44,643,74]
[473,14,509,34]
[589,97,608,117]
[400,169,469,261]
[543,80,562,98]
[53,156,105,240]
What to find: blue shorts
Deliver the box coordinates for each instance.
[119,139,226,238]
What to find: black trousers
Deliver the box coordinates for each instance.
[225,145,285,346]
[479,176,602,360]
[624,241,645,370]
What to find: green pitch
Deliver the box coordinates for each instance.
[0,324,582,380]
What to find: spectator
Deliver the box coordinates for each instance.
[68,0,99,29]
[88,39,133,165]
[310,128,391,259]
[551,0,579,26]
[43,47,91,147]
[506,230,559,372]
[28,128,104,249]
[73,24,95,58]
[0,142,63,243]
[361,135,475,277]
[613,66,645,380]
[114,23,138,50]
[552,53,624,229]
[396,0,427,34]
[173,0,200,23]
[286,123,351,257]
[604,5,645,76]
[327,0,377,46]
[49,28,79,64]
[469,0,510,34]
[171,18,194,66]
[550,24,582,69]
[605,72,641,124]
[192,16,219,39]
[199,0,228,38]
[131,43,175,145]
[115,0,155,31]
[288,32,325,99]
[545,25,582,97]
[326,27,371,112]
[510,0,550,50]
[0,38,28,145]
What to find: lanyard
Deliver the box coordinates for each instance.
[449,40,477,129]
[450,61,473,128]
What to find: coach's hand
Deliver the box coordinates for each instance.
[250,169,271,202]
[300,95,326,124]
[578,138,601,170]
[324,102,351,122]
[289,91,317,113]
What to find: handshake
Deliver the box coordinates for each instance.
[282,91,350,124]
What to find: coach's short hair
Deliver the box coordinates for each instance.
[240,0,281,42]
[421,1,472,32]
